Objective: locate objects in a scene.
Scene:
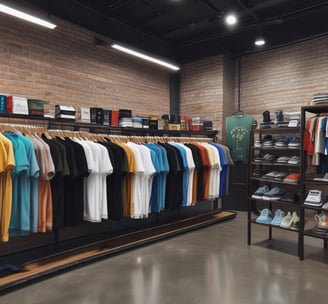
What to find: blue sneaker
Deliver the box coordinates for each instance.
[256,208,272,224]
[251,185,270,199]
[271,209,285,226]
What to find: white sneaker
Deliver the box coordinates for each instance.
[280,212,294,228]
[304,190,322,206]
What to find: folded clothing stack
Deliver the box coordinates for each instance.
[312,93,328,104]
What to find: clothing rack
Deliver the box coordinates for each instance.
[0,119,235,291]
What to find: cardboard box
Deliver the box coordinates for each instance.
[7,96,29,115]
[168,123,181,130]
[27,99,46,116]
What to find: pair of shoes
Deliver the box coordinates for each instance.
[287,156,300,165]
[256,208,272,224]
[276,156,291,163]
[274,136,288,148]
[251,185,270,199]
[251,186,283,200]
[283,173,300,184]
[262,186,283,200]
[304,190,322,207]
[254,140,262,148]
[271,209,285,226]
[261,171,288,181]
[288,137,300,149]
[280,191,299,203]
[255,153,277,163]
[280,211,300,229]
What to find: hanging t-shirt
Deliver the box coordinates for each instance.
[226,114,253,162]
[0,133,16,242]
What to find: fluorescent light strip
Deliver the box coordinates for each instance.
[0,3,56,29]
[112,43,180,71]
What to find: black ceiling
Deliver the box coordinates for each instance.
[10,0,328,63]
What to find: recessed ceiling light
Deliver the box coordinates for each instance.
[254,37,266,46]
[225,13,237,26]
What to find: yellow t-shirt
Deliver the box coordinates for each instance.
[0,133,16,242]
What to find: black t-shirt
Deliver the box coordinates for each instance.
[186,144,205,201]
[100,141,128,220]
[65,138,89,225]
[159,143,183,210]
[41,135,65,230]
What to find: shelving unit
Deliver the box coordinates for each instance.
[0,113,218,138]
[247,127,302,257]
[299,105,328,260]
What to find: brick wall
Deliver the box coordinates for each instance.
[180,55,224,137]
[0,15,170,117]
[240,36,328,123]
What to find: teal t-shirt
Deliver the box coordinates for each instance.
[226,114,253,162]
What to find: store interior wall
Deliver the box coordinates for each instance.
[239,36,328,123]
[180,55,224,138]
[0,16,170,117]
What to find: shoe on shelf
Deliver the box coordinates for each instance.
[290,212,300,230]
[252,168,267,177]
[251,185,270,199]
[274,136,288,148]
[304,189,322,207]
[261,153,277,163]
[283,173,300,184]
[288,137,301,149]
[313,173,328,182]
[254,140,262,148]
[256,208,272,224]
[273,172,289,181]
[262,186,283,201]
[271,209,286,226]
[287,156,300,165]
[262,171,280,180]
[280,212,294,228]
[276,156,291,163]
[280,191,299,203]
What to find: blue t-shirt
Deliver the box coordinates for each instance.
[3,132,29,235]
[211,143,229,198]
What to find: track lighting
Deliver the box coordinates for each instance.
[0,2,56,29]
[111,43,180,71]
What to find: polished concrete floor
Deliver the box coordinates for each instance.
[1,211,328,304]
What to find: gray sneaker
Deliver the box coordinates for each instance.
[262,186,283,201]
[252,185,270,199]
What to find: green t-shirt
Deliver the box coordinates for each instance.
[226,114,253,162]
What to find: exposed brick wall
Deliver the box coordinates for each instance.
[180,55,224,137]
[0,15,170,117]
[180,55,235,141]
[240,36,328,123]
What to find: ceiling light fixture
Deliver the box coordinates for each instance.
[111,43,180,71]
[254,36,266,46]
[0,3,56,29]
[225,13,237,26]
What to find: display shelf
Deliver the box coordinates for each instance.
[252,127,300,134]
[250,177,300,186]
[251,147,300,151]
[251,162,300,167]
[303,179,328,185]
[251,219,300,232]
[249,198,301,207]
[248,126,301,256]
[302,204,327,211]
[0,113,218,138]
[303,229,328,239]
[299,105,328,260]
